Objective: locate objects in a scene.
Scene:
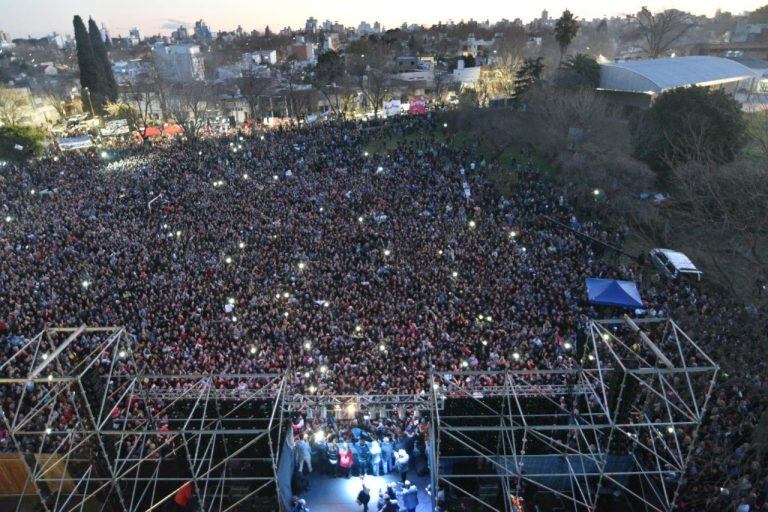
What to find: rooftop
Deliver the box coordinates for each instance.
[599,56,756,94]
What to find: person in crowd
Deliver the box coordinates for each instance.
[356,481,371,512]
[395,449,410,484]
[369,438,382,476]
[401,482,419,512]
[356,438,371,476]
[295,435,312,474]
[291,497,309,512]
[339,443,354,479]
[381,437,394,475]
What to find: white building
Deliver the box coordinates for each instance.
[152,43,205,82]
[243,50,277,67]
[112,60,151,84]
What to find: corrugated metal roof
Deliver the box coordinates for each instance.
[599,56,756,94]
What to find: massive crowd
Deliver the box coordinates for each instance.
[0,115,766,510]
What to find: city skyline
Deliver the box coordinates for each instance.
[1,0,765,39]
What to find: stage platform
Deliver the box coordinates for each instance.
[299,471,433,512]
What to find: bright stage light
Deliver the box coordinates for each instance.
[667,426,675,434]
[283,292,290,298]
[468,220,476,228]
[383,249,391,256]
[379,344,386,352]
[119,350,127,359]
[355,325,362,332]
[45,427,52,435]
[308,385,317,393]
[298,262,306,270]
[314,430,325,442]
[564,342,572,350]
[250,346,257,354]
[238,242,245,249]
[304,341,312,350]
[512,352,521,360]
[4,216,11,223]
[451,271,458,278]
[81,280,90,289]
[509,230,517,238]
[461,360,469,368]
[320,365,328,374]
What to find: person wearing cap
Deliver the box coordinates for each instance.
[394,449,410,484]
[401,482,419,512]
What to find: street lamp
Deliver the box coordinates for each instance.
[83,87,95,117]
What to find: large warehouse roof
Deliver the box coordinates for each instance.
[599,56,755,94]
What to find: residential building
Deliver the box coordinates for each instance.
[172,26,190,42]
[112,60,151,84]
[305,17,318,34]
[129,27,143,42]
[152,43,205,82]
[288,36,315,62]
[194,19,213,41]
[461,33,494,57]
[243,50,277,67]
[323,33,340,52]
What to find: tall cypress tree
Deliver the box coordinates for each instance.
[73,15,105,112]
[88,17,118,102]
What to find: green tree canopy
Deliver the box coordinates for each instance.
[561,53,601,88]
[73,15,105,111]
[0,125,46,162]
[749,4,768,23]
[631,86,746,174]
[88,17,118,102]
[554,9,580,60]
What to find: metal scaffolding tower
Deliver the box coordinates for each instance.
[428,316,719,512]
[0,317,717,512]
[0,326,288,512]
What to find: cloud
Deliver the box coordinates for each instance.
[160,19,190,30]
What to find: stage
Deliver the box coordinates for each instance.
[298,471,433,512]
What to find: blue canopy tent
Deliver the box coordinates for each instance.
[586,278,644,308]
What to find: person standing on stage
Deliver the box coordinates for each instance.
[357,482,371,512]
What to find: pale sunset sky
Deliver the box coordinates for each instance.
[1,0,764,39]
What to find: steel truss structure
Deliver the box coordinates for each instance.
[428,316,719,512]
[0,317,717,512]
[0,326,288,512]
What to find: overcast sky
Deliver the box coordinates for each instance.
[1,0,763,39]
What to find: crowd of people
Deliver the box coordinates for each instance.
[0,114,766,510]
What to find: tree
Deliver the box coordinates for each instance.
[635,7,696,58]
[0,86,26,125]
[0,125,45,161]
[88,17,118,102]
[631,86,745,174]
[73,15,105,111]
[312,51,350,117]
[169,83,209,141]
[515,57,544,96]
[238,71,274,120]
[560,53,601,88]
[749,4,768,23]
[554,9,580,62]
